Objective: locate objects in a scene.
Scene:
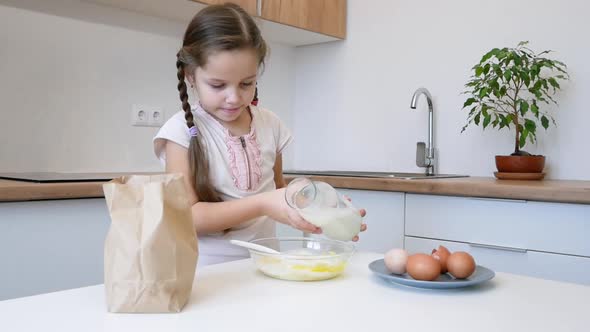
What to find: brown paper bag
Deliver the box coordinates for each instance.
[102,173,198,313]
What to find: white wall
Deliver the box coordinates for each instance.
[0,0,296,173]
[292,0,590,180]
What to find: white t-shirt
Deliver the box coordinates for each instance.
[153,104,293,266]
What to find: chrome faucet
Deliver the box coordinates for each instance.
[410,88,435,176]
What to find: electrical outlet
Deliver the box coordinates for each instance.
[148,108,165,127]
[131,104,164,127]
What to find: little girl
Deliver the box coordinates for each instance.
[154,3,366,266]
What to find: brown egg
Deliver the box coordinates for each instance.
[406,253,441,281]
[431,245,451,274]
[447,251,476,279]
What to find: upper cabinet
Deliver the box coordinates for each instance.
[86,0,347,46]
[261,0,346,39]
[192,0,257,16]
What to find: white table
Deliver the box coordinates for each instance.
[1,252,588,332]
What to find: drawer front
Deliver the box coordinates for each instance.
[405,194,590,257]
[405,236,590,285]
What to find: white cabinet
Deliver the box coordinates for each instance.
[287,189,405,252]
[404,194,590,285]
[0,199,110,300]
[337,189,404,253]
[405,236,590,285]
[282,189,405,253]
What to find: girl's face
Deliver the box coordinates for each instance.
[191,49,259,126]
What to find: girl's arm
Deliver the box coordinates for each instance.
[164,141,320,235]
[273,153,286,189]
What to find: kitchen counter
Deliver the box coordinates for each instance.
[0,252,588,332]
[0,172,157,202]
[1,173,590,204]
[285,174,590,204]
[0,178,106,202]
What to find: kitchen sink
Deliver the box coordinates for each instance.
[283,170,469,180]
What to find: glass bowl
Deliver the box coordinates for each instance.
[247,237,356,281]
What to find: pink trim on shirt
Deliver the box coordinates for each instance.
[226,132,262,191]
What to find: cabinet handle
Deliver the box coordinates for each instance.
[469,197,527,203]
[469,242,528,253]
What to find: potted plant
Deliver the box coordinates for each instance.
[461,41,569,178]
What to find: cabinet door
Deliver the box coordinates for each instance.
[405,236,590,285]
[261,0,346,38]
[191,0,258,16]
[0,199,111,300]
[278,189,404,251]
[405,194,590,257]
[337,189,404,252]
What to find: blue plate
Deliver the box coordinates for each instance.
[368,259,495,289]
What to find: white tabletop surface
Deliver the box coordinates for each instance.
[1,252,589,332]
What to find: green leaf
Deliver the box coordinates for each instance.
[481,48,500,63]
[478,87,488,99]
[493,64,502,76]
[531,102,539,117]
[475,66,483,77]
[504,113,514,127]
[498,114,506,128]
[548,77,560,89]
[524,119,536,132]
[474,113,481,125]
[503,69,512,81]
[531,64,540,77]
[483,114,492,128]
[520,71,530,87]
[489,79,500,92]
[463,98,476,108]
[514,54,522,66]
[483,63,490,75]
[519,100,529,116]
[519,129,528,148]
[541,115,549,129]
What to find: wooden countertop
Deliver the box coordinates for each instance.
[284,175,590,205]
[0,173,157,202]
[1,174,589,204]
[0,179,106,202]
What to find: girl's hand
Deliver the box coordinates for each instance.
[344,195,367,242]
[352,209,367,242]
[262,188,322,234]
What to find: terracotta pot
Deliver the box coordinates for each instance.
[495,155,545,173]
